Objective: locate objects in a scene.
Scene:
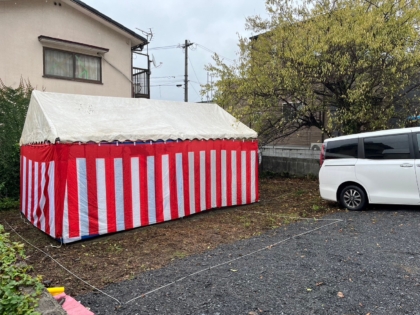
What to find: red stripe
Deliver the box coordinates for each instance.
[255,150,260,202]
[182,149,191,216]
[86,151,99,235]
[205,143,211,210]
[36,162,42,229]
[68,159,80,238]
[123,149,133,230]
[140,155,149,226]
[236,148,242,205]
[155,152,164,223]
[20,155,23,214]
[216,145,222,208]
[246,150,252,204]
[105,158,117,233]
[194,150,201,213]
[226,147,232,206]
[30,161,35,225]
[169,152,179,220]
[44,162,51,235]
[24,157,29,218]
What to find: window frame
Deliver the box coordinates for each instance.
[361,132,415,160]
[412,132,420,159]
[43,47,102,84]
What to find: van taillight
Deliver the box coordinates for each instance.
[320,143,325,166]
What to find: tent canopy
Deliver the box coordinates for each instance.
[20,91,258,145]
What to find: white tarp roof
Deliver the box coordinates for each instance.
[20,91,257,145]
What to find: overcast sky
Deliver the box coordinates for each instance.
[82,0,268,102]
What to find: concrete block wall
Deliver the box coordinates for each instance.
[261,146,320,177]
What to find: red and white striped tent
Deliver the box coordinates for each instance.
[20,91,259,243]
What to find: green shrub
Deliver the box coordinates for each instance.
[0,198,20,211]
[0,80,33,200]
[0,224,43,315]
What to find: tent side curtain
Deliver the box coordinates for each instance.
[21,140,259,243]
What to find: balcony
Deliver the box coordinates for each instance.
[132,67,150,99]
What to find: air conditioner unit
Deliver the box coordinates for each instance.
[310,143,322,151]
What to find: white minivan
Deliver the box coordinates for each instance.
[319,126,420,210]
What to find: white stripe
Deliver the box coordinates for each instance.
[231,151,237,206]
[33,162,39,226]
[77,158,89,237]
[48,161,55,238]
[131,157,141,227]
[200,151,206,211]
[188,152,195,214]
[114,158,125,231]
[22,156,27,215]
[176,153,185,218]
[221,150,227,207]
[242,151,247,204]
[27,160,32,221]
[162,155,171,221]
[147,156,156,224]
[251,151,256,202]
[96,159,108,234]
[63,183,69,241]
[211,150,216,208]
[39,163,46,232]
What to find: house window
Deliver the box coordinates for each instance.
[44,48,101,83]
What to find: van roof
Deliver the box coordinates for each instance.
[325,126,420,143]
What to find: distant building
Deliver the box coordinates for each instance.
[0,0,150,98]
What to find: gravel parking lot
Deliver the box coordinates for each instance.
[78,208,420,315]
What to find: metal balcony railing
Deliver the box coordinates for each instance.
[132,67,150,99]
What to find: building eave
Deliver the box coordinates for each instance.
[65,0,148,49]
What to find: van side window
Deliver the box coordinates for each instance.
[417,134,420,154]
[364,134,410,159]
[325,139,358,159]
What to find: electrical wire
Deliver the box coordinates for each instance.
[151,75,184,79]
[188,56,202,86]
[148,45,181,51]
[195,43,235,62]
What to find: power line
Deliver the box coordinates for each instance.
[188,55,202,86]
[150,84,183,87]
[151,75,184,79]
[148,44,180,51]
[189,81,201,99]
[195,43,234,62]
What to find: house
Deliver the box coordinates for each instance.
[0,0,150,98]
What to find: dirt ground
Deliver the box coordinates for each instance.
[1,177,340,297]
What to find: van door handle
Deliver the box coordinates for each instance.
[400,163,413,167]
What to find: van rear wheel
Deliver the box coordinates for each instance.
[339,185,367,211]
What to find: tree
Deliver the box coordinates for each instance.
[0,80,32,200]
[206,0,420,144]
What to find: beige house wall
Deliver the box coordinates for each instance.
[0,0,134,97]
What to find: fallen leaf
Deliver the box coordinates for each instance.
[337,292,344,298]
[359,302,363,307]
[248,312,257,315]
[306,288,312,292]
[230,269,238,272]
[316,282,324,286]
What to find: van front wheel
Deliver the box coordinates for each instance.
[339,185,367,211]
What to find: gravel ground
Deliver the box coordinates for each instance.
[78,209,420,315]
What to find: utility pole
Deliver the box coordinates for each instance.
[183,39,193,102]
